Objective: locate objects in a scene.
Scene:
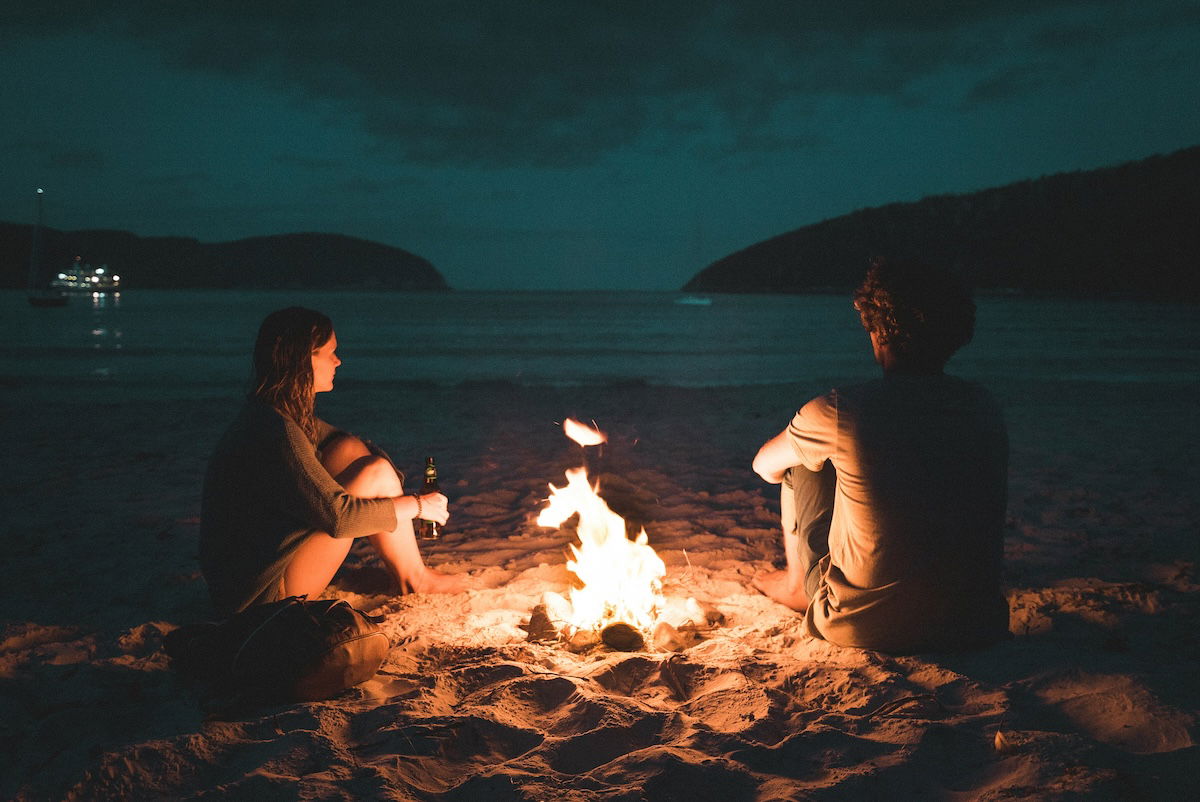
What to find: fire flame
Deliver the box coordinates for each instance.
[562,417,607,446]
[538,422,665,633]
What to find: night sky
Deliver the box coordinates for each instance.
[3,2,1198,290]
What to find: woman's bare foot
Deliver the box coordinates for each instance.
[752,569,810,611]
[404,567,471,595]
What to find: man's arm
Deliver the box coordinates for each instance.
[753,429,799,484]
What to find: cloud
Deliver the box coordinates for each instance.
[7,139,106,170]
[272,154,345,170]
[329,176,386,196]
[129,172,213,203]
[689,129,828,163]
[3,1,1194,167]
[137,171,212,187]
[964,63,1059,104]
[47,148,104,169]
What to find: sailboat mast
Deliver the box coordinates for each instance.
[27,188,45,289]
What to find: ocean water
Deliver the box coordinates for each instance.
[1,289,1196,402]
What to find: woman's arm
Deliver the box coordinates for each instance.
[318,428,447,526]
[394,492,448,524]
[277,418,398,538]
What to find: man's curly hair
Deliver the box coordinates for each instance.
[853,259,975,365]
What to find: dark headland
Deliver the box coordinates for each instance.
[0,229,448,291]
[684,145,1200,300]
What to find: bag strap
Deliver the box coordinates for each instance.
[228,597,385,675]
[230,596,304,675]
[304,597,386,625]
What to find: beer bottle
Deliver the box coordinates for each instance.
[417,456,440,540]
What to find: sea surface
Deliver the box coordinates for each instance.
[1,289,1196,402]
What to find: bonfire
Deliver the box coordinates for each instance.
[532,418,721,651]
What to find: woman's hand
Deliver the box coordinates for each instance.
[414,492,449,524]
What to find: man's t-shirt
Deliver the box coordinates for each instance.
[787,374,1009,652]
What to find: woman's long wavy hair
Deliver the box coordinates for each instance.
[251,307,333,444]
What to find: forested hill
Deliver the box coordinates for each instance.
[0,228,449,291]
[684,146,1200,299]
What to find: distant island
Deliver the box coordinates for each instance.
[0,228,449,291]
[684,145,1200,300]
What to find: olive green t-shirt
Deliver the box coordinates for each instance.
[789,375,1009,653]
[200,399,398,616]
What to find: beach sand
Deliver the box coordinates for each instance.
[2,378,1197,800]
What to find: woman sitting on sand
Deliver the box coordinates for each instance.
[199,306,465,617]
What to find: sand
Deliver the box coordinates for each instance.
[2,378,1197,800]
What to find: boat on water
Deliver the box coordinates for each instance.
[25,188,123,306]
[674,295,712,306]
[51,256,122,294]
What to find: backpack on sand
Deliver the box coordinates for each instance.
[166,596,391,704]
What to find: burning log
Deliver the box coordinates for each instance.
[519,604,559,643]
[600,622,645,652]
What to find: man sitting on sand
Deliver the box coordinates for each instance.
[752,260,1009,653]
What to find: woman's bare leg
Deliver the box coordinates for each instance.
[283,530,355,600]
[283,436,386,598]
[368,517,467,594]
[290,434,466,595]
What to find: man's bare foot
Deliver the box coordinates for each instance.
[404,567,471,595]
[752,569,810,611]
